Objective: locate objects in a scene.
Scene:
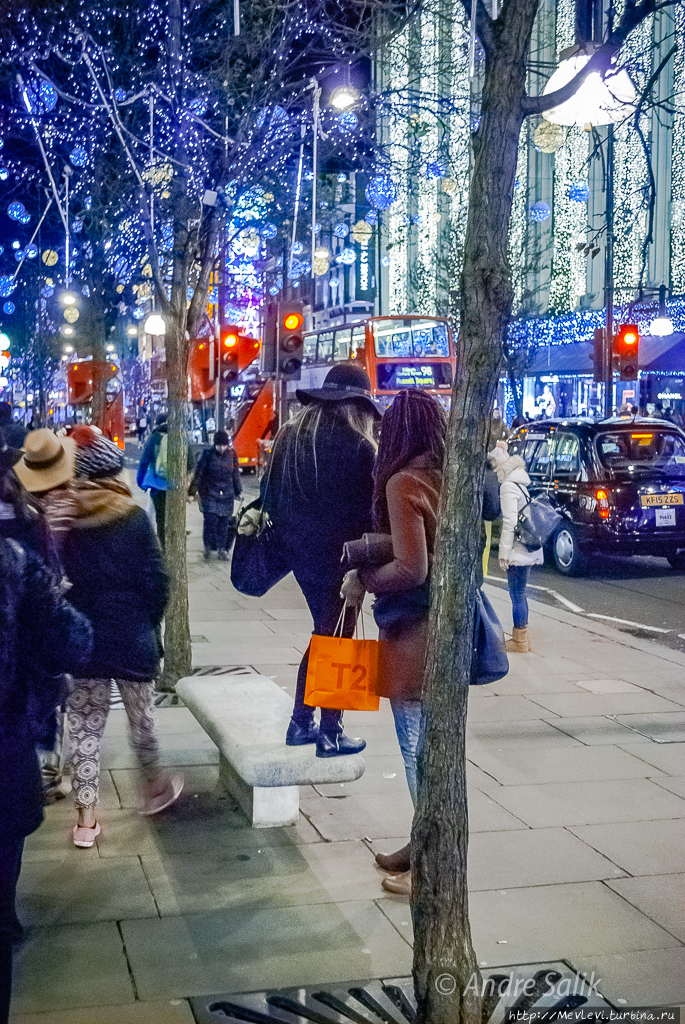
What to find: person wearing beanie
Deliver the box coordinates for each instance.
[488,442,543,653]
[17,425,182,846]
[189,429,242,560]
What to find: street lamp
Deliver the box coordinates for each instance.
[62,326,74,337]
[650,286,673,337]
[329,85,359,111]
[63,344,74,353]
[144,313,166,336]
[127,326,138,337]
[542,45,636,127]
[60,291,78,305]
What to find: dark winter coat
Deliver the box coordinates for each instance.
[60,480,169,681]
[0,537,92,841]
[262,417,375,577]
[190,447,242,515]
[0,418,27,450]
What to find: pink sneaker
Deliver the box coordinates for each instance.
[140,773,184,816]
[73,821,101,848]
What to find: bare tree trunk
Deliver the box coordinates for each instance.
[411,3,539,1021]
[159,310,192,690]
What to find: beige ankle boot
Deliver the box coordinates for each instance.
[505,626,530,653]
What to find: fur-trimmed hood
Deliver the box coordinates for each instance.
[488,447,528,485]
[68,478,138,529]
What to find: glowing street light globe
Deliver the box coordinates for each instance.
[144,313,166,336]
[649,315,674,337]
[329,85,359,111]
[542,51,636,127]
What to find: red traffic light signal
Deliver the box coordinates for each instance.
[613,324,639,380]
[278,302,305,379]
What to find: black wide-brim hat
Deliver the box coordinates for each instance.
[296,364,381,419]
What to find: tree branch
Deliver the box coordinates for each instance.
[456,0,497,57]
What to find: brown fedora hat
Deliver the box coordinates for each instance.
[15,429,76,493]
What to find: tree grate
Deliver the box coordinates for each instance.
[190,962,615,1023]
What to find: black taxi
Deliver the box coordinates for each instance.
[507,418,685,575]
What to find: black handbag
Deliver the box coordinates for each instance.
[471,589,509,685]
[230,499,290,597]
[513,482,563,551]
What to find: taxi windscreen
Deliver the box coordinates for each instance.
[596,429,685,476]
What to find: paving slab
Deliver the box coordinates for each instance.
[21,809,100,864]
[525,691,684,718]
[9,1001,195,1024]
[542,716,654,745]
[606,874,685,943]
[612,712,685,744]
[11,922,134,1015]
[314,754,408,797]
[121,900,413,1000]
[192,645,305,665]
[17,856,158,926]
[300,790,415,842]
[651,775,685,798]
[568,819,685,875]
[466,720,582,749]
[467,828,626,890]
[466,696,557,722]
[615,744,685,775]
[466,745,664,786]
[111,765,220,808]
[570,948,685,1007]
[467,881,680,964]
[101,732,219,769]
[572,678,643,693]
[489,778,685,828]
[103,706,205,738]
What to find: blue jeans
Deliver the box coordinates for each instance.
[390,699,422,807]
[507,565,530,628]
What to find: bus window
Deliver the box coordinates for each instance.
[372,318,450,358]
[351,326,365,356]
[411,320,450,356]
[303,334,317,363]
[333,329,352,361]
[317,331,334,362]
[431,322,450,356]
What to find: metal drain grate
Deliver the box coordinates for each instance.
[190,963,614,1023]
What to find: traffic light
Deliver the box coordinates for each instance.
[590,327,608,384]
[220,326,240,383]
[278,301,305,379]
[613,323,639,380]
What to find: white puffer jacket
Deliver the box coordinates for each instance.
[492,453,544,566]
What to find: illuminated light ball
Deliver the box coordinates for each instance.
[315,222,321,234]
[0,247,3,254]
[0,139,2,149]
[261,222,277,239]
[425,160,445,180]
[514,179,521,191]
[63,307,79,324]
[314,246,330,259]
[381,255,390,267]
[352,221,372,244]
[42,249,58,266]
[8,202,26,221]
[336,111,358,133]
[189,98,208,116]
[412,215,422,225]
[133,307,145,320]
[365,174,397,210]
[20,215,30,224]
[116,284,124,294]
[3,302,15,314]
[334,222,349,238]
[114,89,126,102]
[14,250,23,261]
[304,171,314,181]
[442,178,457,195]
[568,181,590,203]
[187,287,194,300]
[313,257,329,277]
[41,285,54,297]
[70,147,87,167]
[23,79,58,113]
[25,244,38,259]
[337,173,347,183]
[339,247,356,265]
[0,169,8,181]
[293,280,300,288]
[292,241,304,255]
[11,241,20,250]
[365,210,378,225]
[533,121,564,154]
[269,285,280,296]
[329,278,339,290]
[529,201,551,223]
[471,115,481,132]
[71,218,83,234]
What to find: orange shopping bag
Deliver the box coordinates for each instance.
[304,607,380,712]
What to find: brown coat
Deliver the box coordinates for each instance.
[360,457,441,701]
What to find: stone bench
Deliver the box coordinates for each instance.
[175,672,366,828]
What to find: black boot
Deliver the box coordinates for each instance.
[286,718,319,746]
[316,732,366,758]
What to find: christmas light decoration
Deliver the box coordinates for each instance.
[425,161,445,179]
[365,175,397,210]
[530,202,551,222]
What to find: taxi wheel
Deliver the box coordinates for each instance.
[553,523,586,576]
[667,551,685,570]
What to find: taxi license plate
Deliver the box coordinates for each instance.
[640,493,684,507]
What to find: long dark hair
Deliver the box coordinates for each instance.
[372,390,447,532]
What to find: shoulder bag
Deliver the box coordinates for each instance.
[471,589,509,685]
[230,498,290,597]
[513,482,563,551]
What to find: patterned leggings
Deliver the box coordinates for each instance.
[67,678,162,809]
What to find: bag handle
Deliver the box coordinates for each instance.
[333,603,364,640]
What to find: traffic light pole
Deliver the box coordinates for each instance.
[603,126,615,420]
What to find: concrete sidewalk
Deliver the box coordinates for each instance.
[10,499,685,1022]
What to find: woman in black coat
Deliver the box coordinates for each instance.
[15,427,182,848]
[262,364,378,757]
[0,537,92,1024]
[189,430,242,560]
